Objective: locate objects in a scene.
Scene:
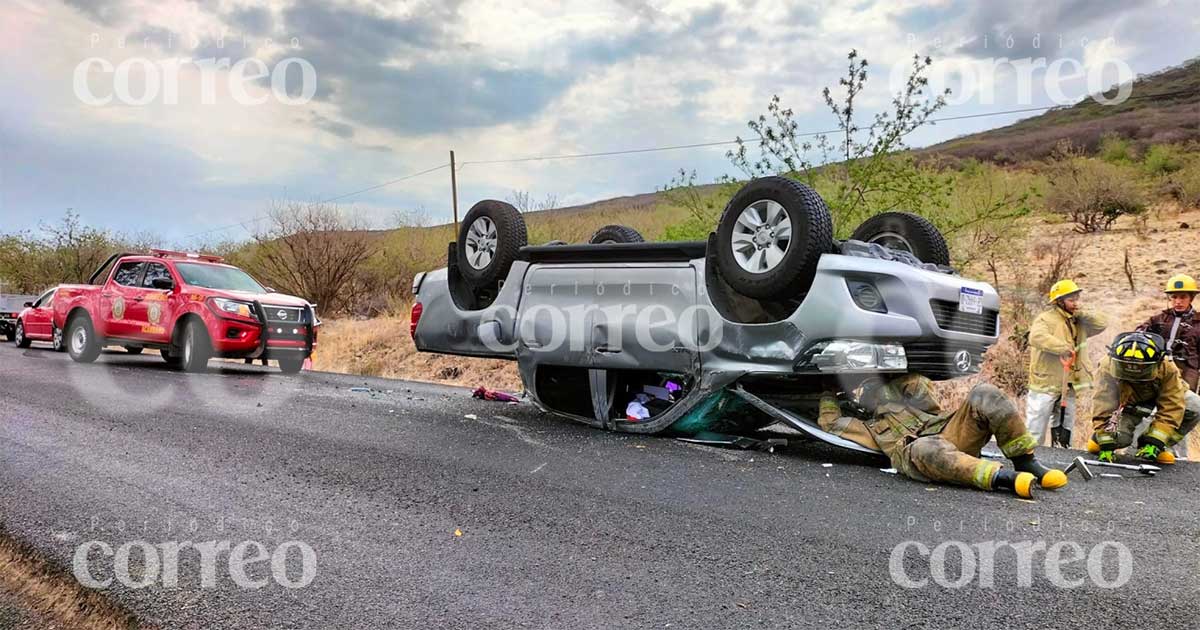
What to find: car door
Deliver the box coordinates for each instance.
[132,262,176,342]
[588,264,699,373]
[101,261,145,339]
[24,289,55,339]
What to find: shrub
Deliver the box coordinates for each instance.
[1044,158,1147,232]
[1032,233,1085,295]
[1162,162,1200,209]
[1143,144,1185,175]
[1098,133,1136,164]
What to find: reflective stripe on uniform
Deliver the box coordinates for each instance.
[1000,433,1039,457]
[1145,426,1173,445]
[972,461,1001,490]
[1095,432,1117,446]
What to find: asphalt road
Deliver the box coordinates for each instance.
[2,341,1199,629]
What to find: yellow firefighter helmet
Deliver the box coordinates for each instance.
[1164,274,1198,294]
[1047,279,1082,303]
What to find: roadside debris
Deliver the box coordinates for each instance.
[880,468,898,475]
[349,387,371,393]
[464,414,478,420]
[472,387,520,403]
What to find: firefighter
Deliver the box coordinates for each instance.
[818,374,1068,499]
[1136,274,1200,392]
[1026,279,1109,448]
[1086,331,1200,465]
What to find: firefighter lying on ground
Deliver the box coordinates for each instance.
[1137,274,1200,392]
[1086,331,1200,465]
[818,375,1068,500]
[1026,279,1109,448]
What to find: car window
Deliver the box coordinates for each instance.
[112,262,145,287]
[175,262,266,293]
[142,263,173,288]
[34,289,54,308]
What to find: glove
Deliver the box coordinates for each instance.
[1136,444,1162,462]
[1097,450,1117,464]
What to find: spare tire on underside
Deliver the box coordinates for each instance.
[714,176,834,301]
[456,200,528,289]
[849,212,950,266]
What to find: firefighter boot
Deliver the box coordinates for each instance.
[992,470,1037,499]
[1011,454,1068,489]
[1086,438,1101,454]
[1136,443,1175,465]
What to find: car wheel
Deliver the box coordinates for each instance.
[849,212,950,266]
[715,176,834,300]
[161,348,182,367]
[14,321,31,348]
[589,225,645,244]
[124,346,144,355]
[278,357,304,375]
[179,320,211,373]
[66,315,101,363]
[51,324,65,352]
[456,200,527,289]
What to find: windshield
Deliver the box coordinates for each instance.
[175,262,266,293]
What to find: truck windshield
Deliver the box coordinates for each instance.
[175,263,266,293]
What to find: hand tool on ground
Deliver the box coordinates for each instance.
[1066,457,1161,476]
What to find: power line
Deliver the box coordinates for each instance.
[184,163,449,239]
[184,87,1196,239]
[457,88,1198,166]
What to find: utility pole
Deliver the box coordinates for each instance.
[449,150,459,237]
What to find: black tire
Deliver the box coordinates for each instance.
[179,320,211,373]
[589,225,644,244]
[66,315,101,363]
[14,321,30,348]
[51,323,65,352]
[3,330,13,342]
[124,346,144,355]
[278,357,304,375]
[161,348,182,367]
[849,212,951,266]
[456,200,527,289]
[715,176,834,300]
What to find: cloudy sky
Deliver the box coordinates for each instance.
[1,0,1196,243]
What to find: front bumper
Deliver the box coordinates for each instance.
[208,302,318,359]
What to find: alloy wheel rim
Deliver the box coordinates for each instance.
[464,216,498,270]
[15,324,23,345]
[71,326,86,354]
[731,199,791,273]
[53,327,62,349]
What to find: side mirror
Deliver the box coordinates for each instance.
[23,302,32,308]
[151,278,175,290]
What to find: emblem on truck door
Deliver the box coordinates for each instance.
[112,296,126,320]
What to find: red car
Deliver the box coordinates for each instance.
[52,250,319,374]
[13,287,66,351]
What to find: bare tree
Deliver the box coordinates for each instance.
[391,206,432,228]
[39,210,117,284]
[507,190,559,214]
[246,202,378,315]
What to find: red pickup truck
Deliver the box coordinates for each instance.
[52,250,318,374]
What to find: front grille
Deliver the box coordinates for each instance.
[264,306,303,323]
[905,342,991,380]
[929,299,999,336]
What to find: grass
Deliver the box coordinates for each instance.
[0,529,144,630]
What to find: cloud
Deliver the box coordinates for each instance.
[228,5,272,35]
[61,0,129,26]
[310,112,355,139]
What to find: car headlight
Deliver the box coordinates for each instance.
[211,298,255,319]
[798,341,907,372]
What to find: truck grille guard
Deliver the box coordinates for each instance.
[251,300,316,358]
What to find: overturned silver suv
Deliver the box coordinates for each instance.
[412,176,999,452]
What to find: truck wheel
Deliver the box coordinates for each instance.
[456,200,527,289]
[715,176,834,300]
[589,225,644,244]
[51,324,65,352]
[179,321,211,373]
[124,346,144,355]
[278,357,304,375]
[66,315,101,363]
[14,321,30,348]
[849,212,950,266]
